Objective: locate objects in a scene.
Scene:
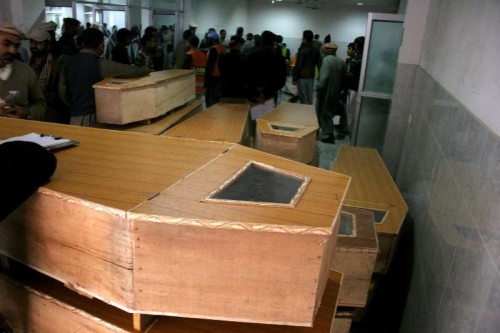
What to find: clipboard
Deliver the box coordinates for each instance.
[0,132,79,151]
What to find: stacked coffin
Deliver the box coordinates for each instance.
[0,118,350,331]
[330,145,408,331]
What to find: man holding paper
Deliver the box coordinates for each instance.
[0,22,47,120]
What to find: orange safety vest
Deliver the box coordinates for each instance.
[207,44,225,77]
[187,49,207,94]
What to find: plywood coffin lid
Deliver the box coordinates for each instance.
[332,145,408,235]
[93,69,195,90]
[130,144,351,235]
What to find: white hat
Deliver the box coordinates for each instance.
[0,22,26,39]
[36,21,57,31]
[29,29,51,42]
[189,22,198,28]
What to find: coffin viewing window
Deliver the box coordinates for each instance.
[338,212,357,238]
[361,208,388,224]
[205,161,310,207]
[270,124,301,132]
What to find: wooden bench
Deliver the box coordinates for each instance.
[163,102,251,145]
[332,146,408,273]
[255,103,319,164]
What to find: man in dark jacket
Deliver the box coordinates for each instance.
[246,30,287,104]
[60,28,150,126]
[219,36,247,99]
[293,30,321,105]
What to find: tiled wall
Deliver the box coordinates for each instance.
[397,67,500,333]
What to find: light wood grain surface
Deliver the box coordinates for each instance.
[0,265,342,333]
[163,102,250,144]
[0,118,232,211]
[132,144,350,230]
[93,69,194,90]
[332,146,408,235]
[100,99,202,135]
[260,103,319,128]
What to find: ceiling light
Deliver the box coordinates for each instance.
[357,2,364,5]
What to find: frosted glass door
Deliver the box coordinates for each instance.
[352,13,403,152]
[363,21,404,94]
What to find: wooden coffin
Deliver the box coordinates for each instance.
[0,264,149,333]
[331,207,378,307]
[0,263,341,333]
[93,69,195,125]
[255,103,319,164]
[101,99,202,135]
[163,102,251,146]
[0,118,350,327]
[149,271,343,332]
[331,146,408,273]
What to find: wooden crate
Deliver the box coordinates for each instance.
[0,118,350,326]
[101,99,202,135]
[331,146,408,273]
[255,103,319,164]
[93,69,195,125]
[164,102,251,146]
[0,264,342,333]
[331,207,378,307]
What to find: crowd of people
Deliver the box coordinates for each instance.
[0,18,364,137]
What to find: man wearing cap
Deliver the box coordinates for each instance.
[189,23,198,37]
[204,31,224,107]
[28,29,53,90]
[315,42,344,144]
[0,22,46,121]
[37,21,60,58]
[58,17,81,56]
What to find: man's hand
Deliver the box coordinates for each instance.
[0,104,30,119]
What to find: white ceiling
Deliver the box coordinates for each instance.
[258,0,401,11]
